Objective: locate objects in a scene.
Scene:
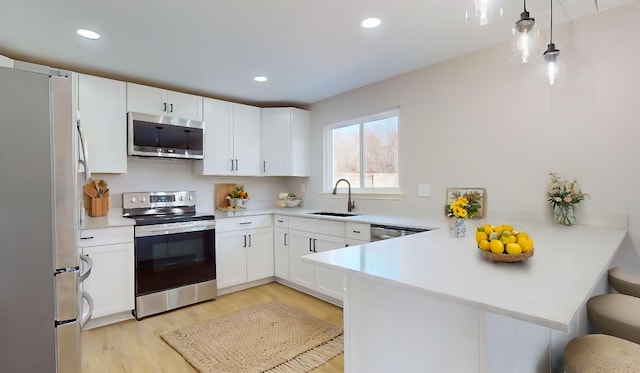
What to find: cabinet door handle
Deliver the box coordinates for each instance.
[243,234,247,248]
[284,233,288,246]
[313,238,317,252]
[230,159,234,171]
[248,234,252,247]
[235,159,239,171]
[309,238,313,252]
[163,102,167,112]
[170,103,173,113]
[263,160,266,172]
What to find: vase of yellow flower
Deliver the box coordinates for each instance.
[448,196,471,238]
[547,173,587,226]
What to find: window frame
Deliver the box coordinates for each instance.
[323,108,402,197]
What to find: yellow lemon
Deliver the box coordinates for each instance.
[501,230,512,238]
[489,240,504,254]
[478,239,490,251]
[506,243,523,255]
[495,226,504,236]
[517,236,529,247]
[516,231,529,240]
[476,231,488,244]
[501,235,516,245]
[521,239,534,252]
[502,224,514,232]
[483,225,494,235]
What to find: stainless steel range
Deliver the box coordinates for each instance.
[123,191,216,319]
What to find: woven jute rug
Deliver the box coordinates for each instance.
[161,301,344,373]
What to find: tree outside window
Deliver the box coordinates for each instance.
[327,110,399,193]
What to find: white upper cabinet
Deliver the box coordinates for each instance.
[126,82,203,121]
[77,74,127,174]
[195,98,261,176]
[261,107,310,176]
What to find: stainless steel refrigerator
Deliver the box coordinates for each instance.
[0,64,87,372]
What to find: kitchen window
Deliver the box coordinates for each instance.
[324,109,400,196]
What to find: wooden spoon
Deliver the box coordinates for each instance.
[83,183,98,198]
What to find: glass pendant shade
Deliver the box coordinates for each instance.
[465,0,503,26]
[511,27,539,63]
[511,7,539,63]
[543,43,560,85]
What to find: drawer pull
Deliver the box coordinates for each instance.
[80,236,94,240]
[239,222,253,225]
[277,220,284,223]
[353,230,361,234]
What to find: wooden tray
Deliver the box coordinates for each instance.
[479,247,534,263]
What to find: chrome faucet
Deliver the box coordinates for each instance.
[332,178,355,212]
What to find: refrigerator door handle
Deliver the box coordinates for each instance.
[79,254,92,283]
[81,291,94,328]
[77,117,91,182]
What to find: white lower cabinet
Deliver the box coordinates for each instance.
[288,217,346,301]
[215,216,274,290]
[79,226,134,323]
[274,215,290,280]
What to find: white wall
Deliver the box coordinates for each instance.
[296,3,640,252]
[96,157,288,212]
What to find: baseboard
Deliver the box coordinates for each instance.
[217,277,276,296]
[82,310,134,330]
[275,278,343,308]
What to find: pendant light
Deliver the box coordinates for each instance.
[543,0,560,85]
[511,0,539,63]
[465,0,503,26]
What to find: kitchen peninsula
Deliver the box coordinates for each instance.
[304,217,629,373]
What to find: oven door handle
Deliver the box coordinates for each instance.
[135,222,216,237]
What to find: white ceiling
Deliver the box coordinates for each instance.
[0,0,635,106]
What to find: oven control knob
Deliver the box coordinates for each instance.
[130,197,137,203]
[141,197,146,203]
[188,195,194,201]
[179,195,184,202]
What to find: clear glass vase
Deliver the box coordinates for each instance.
[450,217,467,238]
[554,204,575,226]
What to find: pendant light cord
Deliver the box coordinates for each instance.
[524,0,527,11]
[550,0,554,43]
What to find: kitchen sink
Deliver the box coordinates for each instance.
[309,211,360,217]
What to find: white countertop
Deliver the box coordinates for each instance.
[217,207,441,230]
[303,216,628,332]
[80,208,135,230]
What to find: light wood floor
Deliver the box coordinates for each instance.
[82,283,344,373]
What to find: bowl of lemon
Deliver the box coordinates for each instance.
[476,224,534,263]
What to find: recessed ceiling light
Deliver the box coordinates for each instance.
[253,76,268,82]
[361,17,382,29]
[76,29,100,40]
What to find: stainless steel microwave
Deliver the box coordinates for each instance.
[127,112,205,159]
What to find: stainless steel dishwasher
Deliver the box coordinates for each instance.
[370,224,430,241]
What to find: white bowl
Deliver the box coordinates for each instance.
[285,199,301,207]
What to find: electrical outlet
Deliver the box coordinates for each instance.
[418,184,430,197]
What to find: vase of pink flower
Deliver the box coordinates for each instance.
[547,173,588,226]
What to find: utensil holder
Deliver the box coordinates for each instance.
[89,196,109,217]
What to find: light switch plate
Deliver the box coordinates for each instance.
[418,184,430,197]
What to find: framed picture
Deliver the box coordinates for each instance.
[445,188,486,219]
